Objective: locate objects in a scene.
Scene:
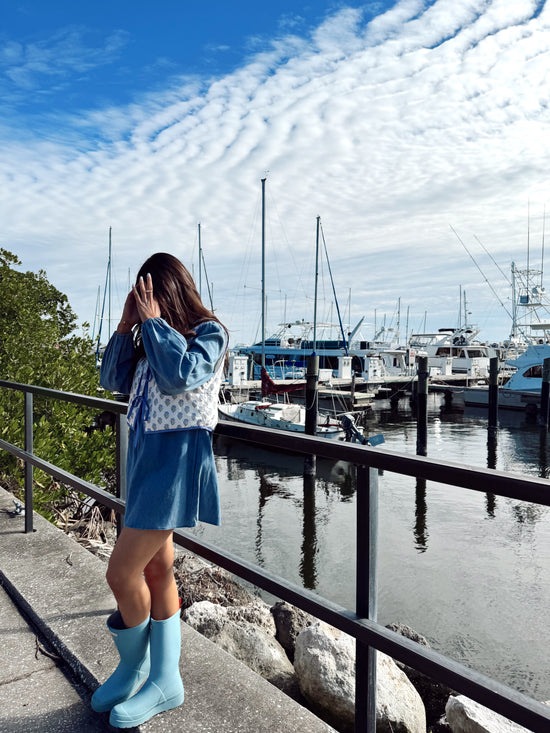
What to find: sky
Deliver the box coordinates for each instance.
[1,0,549,348]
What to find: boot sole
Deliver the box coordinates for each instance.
[109,691,185,728]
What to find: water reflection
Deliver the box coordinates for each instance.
[209,395,550,701]
[414,477,428,552]
[539,428,549,479]
[301,472,317,589]
[486,430,497,518]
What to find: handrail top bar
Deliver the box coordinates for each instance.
[0,379,128,413]
[215,420,550,503]
[2,378,550,504]
[0,437,125,514]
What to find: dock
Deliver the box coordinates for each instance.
[0,485,334,733]
[222,373,485,410]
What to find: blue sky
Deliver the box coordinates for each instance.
[1,0,549,346]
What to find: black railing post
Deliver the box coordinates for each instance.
[115,412,127,535]
[355,465,378,731]
[24,390,34,533]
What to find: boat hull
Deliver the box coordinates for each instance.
[218,402,345,439]
[463,386,540,411]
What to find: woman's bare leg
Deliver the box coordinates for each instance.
[106,527,174,628]
[144,535,180,620]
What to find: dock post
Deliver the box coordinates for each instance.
[416,356,428,456]
[304,354,319,475]
[355,465,378,732]
[488,357,499,431]
[539,357,550,430]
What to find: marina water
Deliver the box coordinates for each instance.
[192,393,550,701]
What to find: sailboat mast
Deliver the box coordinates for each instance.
[92,285,100,342]
[261,178,266,370]
[511,262,517,340]
[108,226,112,342]
[542,205,546,289]
[313,216,320,352]
[198,222,202,297]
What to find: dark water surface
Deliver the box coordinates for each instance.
[192,394,550,700]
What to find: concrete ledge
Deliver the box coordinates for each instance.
[0,487,334,732]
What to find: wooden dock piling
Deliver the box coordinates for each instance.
[304,355,319,476]
[488,357,499,431]
[416,356,428,456]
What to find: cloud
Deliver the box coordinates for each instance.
[0,0,549,345]
[0,26,129,94]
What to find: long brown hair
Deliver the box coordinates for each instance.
[134,252,227,355]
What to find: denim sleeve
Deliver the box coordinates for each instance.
[99,332,137,394]
[141,318,226,395]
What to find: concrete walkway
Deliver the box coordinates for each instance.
[0,486,334,732]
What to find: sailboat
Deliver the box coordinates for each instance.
[219,180,346,439]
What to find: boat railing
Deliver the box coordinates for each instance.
[1,378,550,732]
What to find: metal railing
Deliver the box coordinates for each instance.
[1,378,550,732]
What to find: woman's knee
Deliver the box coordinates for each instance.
[106,559,139,595]
[144,551,174,588]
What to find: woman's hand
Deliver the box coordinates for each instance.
[132,273,161,323]
[117,291,140,334]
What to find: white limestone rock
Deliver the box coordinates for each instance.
[182,599,296,693]
[294,621,426,733]
[446,695,533,733]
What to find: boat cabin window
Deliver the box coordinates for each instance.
[523,365,543,379]
[435,347,451,356]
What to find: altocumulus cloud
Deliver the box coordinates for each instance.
[0,0,549,343]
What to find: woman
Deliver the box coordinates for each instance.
[93,252,227,728]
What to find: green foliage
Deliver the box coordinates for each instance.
[0,248,117,518]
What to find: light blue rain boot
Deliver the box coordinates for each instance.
[91,611,150,713]
[109,608,184,728]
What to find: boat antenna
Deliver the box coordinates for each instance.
[320,221,348,355]
[261,177,266,370]
[397,296,401,342]
[527,199,530,288]
[450,225,513,320]
[473,234,511,285]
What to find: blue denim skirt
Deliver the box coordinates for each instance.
[123,426,221,530]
